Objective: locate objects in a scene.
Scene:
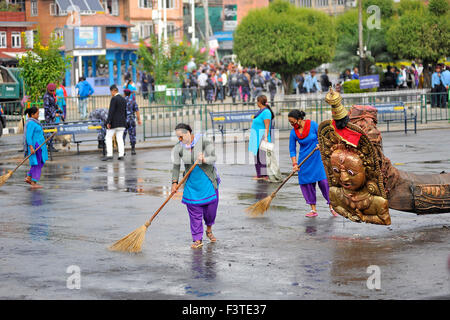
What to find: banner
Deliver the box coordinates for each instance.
[359,75,380,89]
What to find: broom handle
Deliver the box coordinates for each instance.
[270,145,319,197]
[11,131,57,175]
[145,159,200,227]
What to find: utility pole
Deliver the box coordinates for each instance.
[358,0,364,76]
[191,0,195,47]
[163,0,167,42]
[157,0,162,44]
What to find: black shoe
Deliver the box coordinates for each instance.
[101,156,113,161]
[131,145,136,155]
[118,156,124,160]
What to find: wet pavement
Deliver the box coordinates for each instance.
[0,129,449,300]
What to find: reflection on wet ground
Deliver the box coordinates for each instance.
[0,129,449,299]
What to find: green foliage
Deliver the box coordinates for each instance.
[137,35,207,86]
[333,9,393,72]
[233,0,336,91]
[394,0,426,16]
[18,31,72,102]
[342,80,377,93]
[428,0,449,16]
[386,7,450,63]
[363,0,394,18]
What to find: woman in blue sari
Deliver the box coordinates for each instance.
[23,107,48,189]
[248,95,275,180]
[288,109,338,217]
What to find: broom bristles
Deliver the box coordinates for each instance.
[109,224,148,253]
[0,171,13,187]
[245,195,274,217]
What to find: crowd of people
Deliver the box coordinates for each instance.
[137,60,282,106]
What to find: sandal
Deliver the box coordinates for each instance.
[206,231,217,242]
[191,240,203,249]
[305,210,318,217]
[330,207,339,217]
[24,176,32,185]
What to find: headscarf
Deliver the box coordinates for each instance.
[47,83,56,92]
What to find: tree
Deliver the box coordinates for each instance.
[428,0,449,16]
[233,0,336,93]
[386,2,450,87]
[394,0,426,16]
[363,0,395,18]
[333,8,393,74]
[137,35,207,86]
[18,31,72,102]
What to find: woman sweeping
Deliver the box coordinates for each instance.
[288,109,338,217]
[171,123,220,249]
[23,107,49,189]
[248,95,275,180]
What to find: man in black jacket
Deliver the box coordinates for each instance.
[102,84,127,161]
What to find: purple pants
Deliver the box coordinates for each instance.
[300,179,330,205]
[27,143,43,182]
[185,190,219,242]
[254,149,267,177]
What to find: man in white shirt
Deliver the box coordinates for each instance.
[399,65,408,88]
[221,68,228,97]
[197,70,208,102]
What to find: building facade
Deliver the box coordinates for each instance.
[0,10,36,66]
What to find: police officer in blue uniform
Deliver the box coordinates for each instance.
[89,107,109,154]
[123,89,141,155]
[228,68,240,104]
[251,70,265,103]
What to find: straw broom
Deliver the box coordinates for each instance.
[109,159,200,253]
[0,132,57,187]
[245,145,319,217]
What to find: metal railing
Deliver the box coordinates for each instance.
[141,90,450,139]
[2,89,449,135]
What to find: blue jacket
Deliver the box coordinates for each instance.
[76,80,94,99]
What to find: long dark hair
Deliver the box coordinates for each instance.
[257,95,274,119]
[24,106,39,117]
[288,109,306,120]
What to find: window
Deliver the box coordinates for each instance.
[139,23,154,39]
[53,28,64,40]
[8,0,25,12]
[299,0,312,7]
[167,23,178,38]
[103,0,119,16]
[316,0,329,7]
[31,0,38,16]
[338,0,345,5]
[120,28,127,43]
[11,32,21,48]
[50,1,67,16]
[165,0,175,9]
[0,32,6,48]
[139,0,152,8]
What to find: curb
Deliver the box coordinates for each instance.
[2,127,19,135]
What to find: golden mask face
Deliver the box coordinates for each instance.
[330,149,366,191]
